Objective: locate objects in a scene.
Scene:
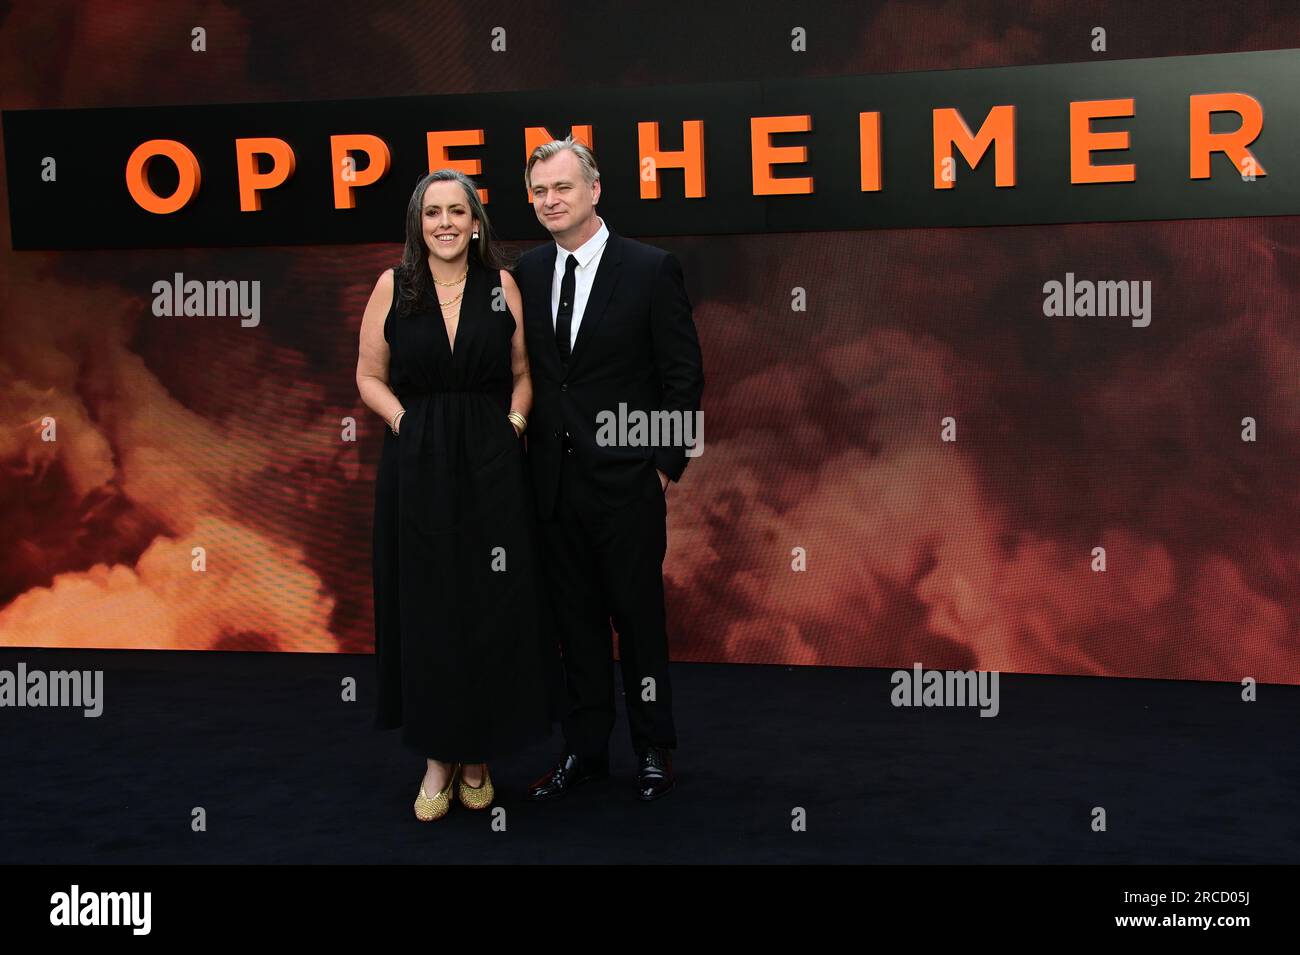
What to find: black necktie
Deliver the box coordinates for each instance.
[555,252,578,363]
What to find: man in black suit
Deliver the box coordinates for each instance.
[513,136,704,801]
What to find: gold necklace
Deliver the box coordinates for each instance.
[438,289,465,310]
[432,268,468,288]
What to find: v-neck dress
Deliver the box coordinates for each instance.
[372,256,560,761]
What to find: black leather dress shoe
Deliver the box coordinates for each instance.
[527,753,609,800]
[636,746,675,801]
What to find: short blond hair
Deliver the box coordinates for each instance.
[525,135,600,191]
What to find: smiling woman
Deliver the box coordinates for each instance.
[354,168,561,823]
[391,170,514,321]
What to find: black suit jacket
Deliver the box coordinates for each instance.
[512,228,704,518]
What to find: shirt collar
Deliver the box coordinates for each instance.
[556,216,609,270]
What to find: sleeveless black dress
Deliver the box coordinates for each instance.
[372,255,560,762]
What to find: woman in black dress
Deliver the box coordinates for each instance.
[357,169,559,821]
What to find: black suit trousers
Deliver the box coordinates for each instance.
[538,451,678,758]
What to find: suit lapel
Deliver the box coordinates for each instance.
[526,243,561,372]
[568,230,622,371]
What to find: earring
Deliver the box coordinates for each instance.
[472,231,479,239]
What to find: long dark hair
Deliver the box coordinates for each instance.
[396,169,515,317]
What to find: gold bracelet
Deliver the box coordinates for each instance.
[389,408,405,434]
[507,410,527,435]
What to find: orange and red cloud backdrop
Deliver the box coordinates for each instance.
[2,1,1297,683]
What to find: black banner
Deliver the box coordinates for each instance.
[4,48,1298,249]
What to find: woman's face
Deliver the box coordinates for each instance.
[421,180,478,262]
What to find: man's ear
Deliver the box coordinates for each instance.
[592,178,601,205]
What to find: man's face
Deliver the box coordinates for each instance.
[529,149,600,239]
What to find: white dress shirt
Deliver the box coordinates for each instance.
[551,216,610,351]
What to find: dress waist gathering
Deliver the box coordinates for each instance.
[397,385,502,398]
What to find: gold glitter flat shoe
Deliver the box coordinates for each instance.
[457,763,494,810]
[414,762,460,822]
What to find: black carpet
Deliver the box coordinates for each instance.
[1,648,1296,864]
